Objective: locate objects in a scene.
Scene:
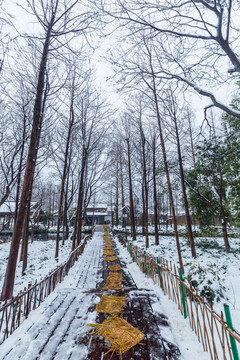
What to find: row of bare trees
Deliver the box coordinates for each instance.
[0,0,113,300]
[104,94,196,274]
[98,0,239,272]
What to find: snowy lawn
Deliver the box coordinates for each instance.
[114,226,240,333]
[0,237,75,297]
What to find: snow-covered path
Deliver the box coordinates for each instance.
[0,227,209,360]
[0,228,104,360]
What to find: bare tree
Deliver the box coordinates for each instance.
[54,63,91,257]
[72,89,113,248]
[124,116,137,240]
[102,0,240,118]
[150,126,159,245]
[164,90,196,258]
[132,98,151,248]
[108,34,184,269]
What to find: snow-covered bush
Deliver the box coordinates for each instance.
[186,261,226,303]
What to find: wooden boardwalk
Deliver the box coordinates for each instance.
[81,237,181,360]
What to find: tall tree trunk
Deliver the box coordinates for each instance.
[152,136,159,245]
[120,151,126,228]
[140,121,149,249]
[149,67,184,271]
[218,169,231,252]
[144,184,149,248]
[126,138,136,240]
[63,168,70,242]
[111,190,114,226]
[1,24,53,300]
[115,155,119,226]
[141,183,146,236]
[22,195,31,275]
[55,84,75,257]
[19,177,33,264]
[52,190,55,227]
[222,217,230,252]
[48,184,52,229]
[172,109,196,258]
[72,147,87,249]
[187,111,196,165]
[14,111,27,228]
[76,149,87,246]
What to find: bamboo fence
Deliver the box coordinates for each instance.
[0,234,91,344]
[118,234,240,360]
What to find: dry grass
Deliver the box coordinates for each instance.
[109,264,122,271]
[88,315,144,358]
[108,272,122,280]
[103,250,116,256]
[104,256,118,262]
[103,272,122,290]
[104,245,113,250]
[96,295,127,314]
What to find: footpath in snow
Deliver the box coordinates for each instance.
[0,226,207,359]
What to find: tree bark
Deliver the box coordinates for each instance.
[22,194,31,275]
[14,110,27,228]
[120,149,126,228]
[72,147,87,249]
[139,118,149,248]
[150,69,184,271]
[55,84,75,258]
[172,107,196,258]
[115,151,119,226]
[218,169,231,252]
[141,183,146,236]
[152,135,159,245]
[63,167,70,242]
[48,184,52,229]
[126,138,136,240]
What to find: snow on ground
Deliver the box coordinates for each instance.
[114,225,240,333]
[0,230,103,359]
[116,238,210,360]
[0,235,77,297]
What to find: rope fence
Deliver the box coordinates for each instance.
[118,234,240,360]
[0,234,91,344]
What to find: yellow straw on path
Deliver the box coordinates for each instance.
[96,295,126,314]
[104,256,118,261]
[104,250,115,256]
[88,315,144,358]
[109,264,122,271]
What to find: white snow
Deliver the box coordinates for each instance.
[0,236,79,297]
